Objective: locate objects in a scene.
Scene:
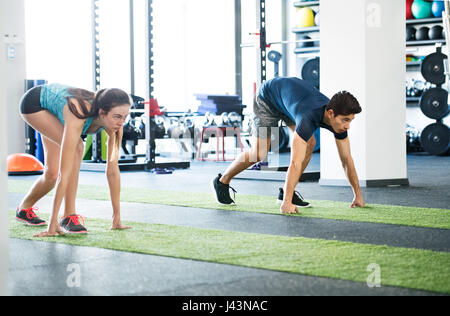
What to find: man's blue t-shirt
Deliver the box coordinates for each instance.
[259,77,348,142]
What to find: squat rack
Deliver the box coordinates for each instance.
[235,0,321,182]
[81,0,190,172]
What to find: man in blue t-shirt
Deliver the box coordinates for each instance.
[213,77,365,214]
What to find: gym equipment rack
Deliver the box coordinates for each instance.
[235,0,320,182]
[81,0,190,172]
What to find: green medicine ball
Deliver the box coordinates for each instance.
[411,0,433,19]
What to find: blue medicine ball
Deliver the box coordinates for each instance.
[432,0,445,17]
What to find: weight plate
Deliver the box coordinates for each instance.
[419,87,450,119]
[302,58,320,88]
[420,123,450,155]
[421,52,447,85]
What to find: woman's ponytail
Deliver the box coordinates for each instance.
[92,88,108,117]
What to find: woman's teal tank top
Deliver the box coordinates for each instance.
[40,83,94,135]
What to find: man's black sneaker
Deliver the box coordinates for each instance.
[60,215,88,234]
[277,188,311,208]
[16,206,47,226]
[213,174,237,205]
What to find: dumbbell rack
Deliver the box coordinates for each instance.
[406,16,446,107]
[404,2,450,156]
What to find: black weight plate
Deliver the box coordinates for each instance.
[302,58,320,88]
[420,123,450,155]
[420,87,450,120]
[421,52,447,85]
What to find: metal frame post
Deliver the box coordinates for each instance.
[235,0,243,97]
[91,0,102,162]
[129,0,135,95]
[145,0,155,171]
[256,0,267,85]
[281,0,288,77]
[92,0,101,91]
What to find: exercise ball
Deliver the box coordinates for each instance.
[416,26,430,40]
[7,153,44,176]
[429,25,444,40]
[296,7,315,28]
[406,0,414,19]
[412,0,433,19]
[431,0,445,17]
[298,35,314,48]
[406,26,417,41]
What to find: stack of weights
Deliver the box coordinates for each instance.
[419,48,450,155]
[295,6,319,50]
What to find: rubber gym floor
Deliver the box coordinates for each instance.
[6,153,450,296]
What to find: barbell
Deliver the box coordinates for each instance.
[240,38,320,48]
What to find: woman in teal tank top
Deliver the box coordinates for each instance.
[18,84,132,237]
[39,84,96,135]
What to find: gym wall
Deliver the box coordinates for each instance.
[3,0,26,155]
[0,0,19,296]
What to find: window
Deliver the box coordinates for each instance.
[25,0,237,113]
[25,0,92,89]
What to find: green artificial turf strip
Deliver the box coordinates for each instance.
[8,179,450,229]
[8,211,450,294]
